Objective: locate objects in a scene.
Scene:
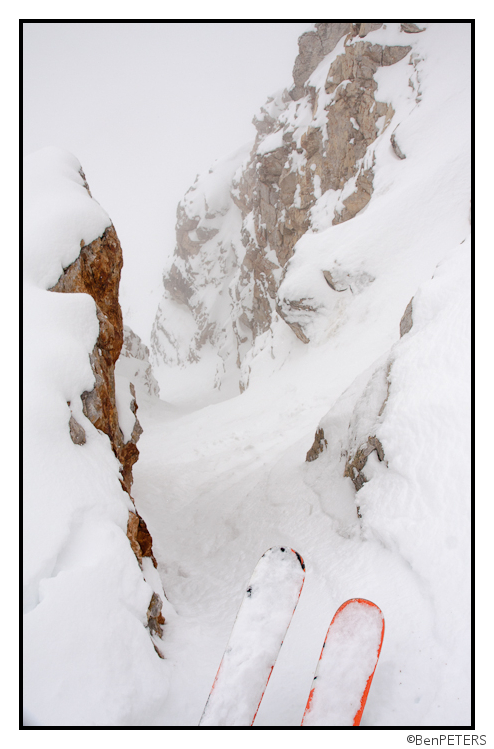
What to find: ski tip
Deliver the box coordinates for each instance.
[332,598,384,624]
[302,598,385,727]
[265,546,306,571]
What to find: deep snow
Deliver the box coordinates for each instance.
[23,23,471,730]
[132,230,470,725]
[133,23,472,727]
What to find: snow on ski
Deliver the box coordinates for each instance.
[199,546,306,726]
[301,598,384,727]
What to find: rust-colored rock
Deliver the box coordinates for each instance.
[49,186,164,640]
[127,510,157,568]
[51,225,123,359]
[50,224,141,496]
[306,427,328,462]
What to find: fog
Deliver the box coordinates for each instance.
[23,22,310,341]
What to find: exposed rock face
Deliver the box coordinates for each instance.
[127,509,156,567]
[290,22,353,100]
[305,356,391,518]
[306,427,328,462]
[343,434,385,493]
[49,181,163,629]
[147,592,166,639]
[49,225,141,492]
[400,298,414,337]
[391,130,407,160]
[400,23,425,34]
[68,412,86,445]
[152,23,418,389]
[341,358,391,504]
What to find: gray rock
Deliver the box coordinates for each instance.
[69,414,86,445]
[291,23,352,100]
[400,298,414,337]
[358,23,383,37]
[391,131,407,160]
[400,23,425,34]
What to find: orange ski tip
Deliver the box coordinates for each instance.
[330,598,383,625]
[302,598,385,727]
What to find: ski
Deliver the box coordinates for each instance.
[301,598,385,727]
[199,546,306,726]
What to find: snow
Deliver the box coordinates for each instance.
[23,147,110,289]
[23,23,471,729]
[256,128,284,156]
[115,376,136,442]
[183,143,251,221]
[131,222,470,725]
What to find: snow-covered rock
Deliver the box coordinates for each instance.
[23,147,171,726]
[151,23,470,403]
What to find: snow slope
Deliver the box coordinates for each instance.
[133,230,470,725]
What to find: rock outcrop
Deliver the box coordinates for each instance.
[304,355,392,519]
[152,23,421,390]
[49,173,164,636]
[290,23,354,100]
[343,434,385,494]
[306,427,328,462]
[400,298,414,337]
[49,225,143,496]
[68,411,86,445]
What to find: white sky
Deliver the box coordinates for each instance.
[23,21,311,343]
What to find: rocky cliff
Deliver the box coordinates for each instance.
[25,149,166,661]
[151,22,426,392]
[49,177,166,642]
